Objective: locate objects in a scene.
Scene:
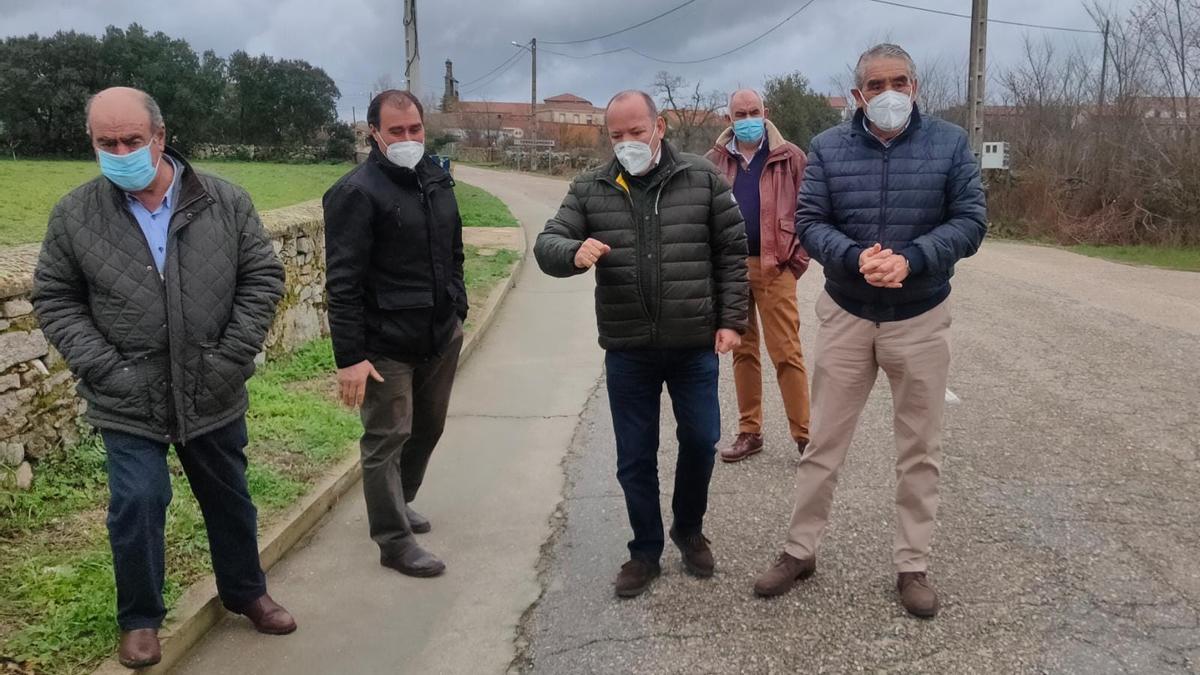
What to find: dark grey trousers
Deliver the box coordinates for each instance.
[359,322,463,556]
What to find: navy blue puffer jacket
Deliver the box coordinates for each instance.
[796,107,987,322]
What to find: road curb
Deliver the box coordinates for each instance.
[93,224,527,675]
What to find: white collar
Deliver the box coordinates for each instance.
[862,116,910,147]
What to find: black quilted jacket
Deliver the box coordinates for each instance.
[535,141,748,351]
[32,148,285,443]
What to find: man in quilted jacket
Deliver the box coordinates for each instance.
[536,90,748,598]
[31,87,293,669]
[752,45,987,618]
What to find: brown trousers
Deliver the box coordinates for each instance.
[732,257,811,441]
[359,321,463,556]
[785,291,951,572]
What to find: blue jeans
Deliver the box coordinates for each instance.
[101,418,266,630]
[605,348,721,562]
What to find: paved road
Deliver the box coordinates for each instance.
[517,240,1200,673]
[176,166,1200,674]
[175,166,602,674]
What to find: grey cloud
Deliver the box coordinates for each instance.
[0,0,1140,118]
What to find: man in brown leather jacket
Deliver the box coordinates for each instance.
[705,88,812,462]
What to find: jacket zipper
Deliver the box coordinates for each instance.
[877,148,890,310]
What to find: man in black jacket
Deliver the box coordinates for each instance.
[324,90,466,578]
[32,87,294,670]
[536,90,748,598]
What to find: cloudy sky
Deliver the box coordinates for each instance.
[2,0,1139,119]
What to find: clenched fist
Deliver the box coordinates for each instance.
[574,238,612,269]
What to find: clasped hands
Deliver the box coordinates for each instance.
[858,243,910,288]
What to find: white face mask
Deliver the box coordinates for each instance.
[377,135,425,169]
[864,90,913,132]
[613,124,659,176]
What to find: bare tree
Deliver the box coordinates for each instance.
[651,71,725,154]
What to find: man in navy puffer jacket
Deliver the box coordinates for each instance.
[753,44,987,618]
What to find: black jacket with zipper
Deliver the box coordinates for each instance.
[535,140,748,351]
[323,146,467,368]
[32,147,285,443]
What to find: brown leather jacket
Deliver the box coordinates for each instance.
[705,119,810,279]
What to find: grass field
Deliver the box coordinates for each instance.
[1069,244,1200,272]
[0,242,520,674]
[0,160,515,246]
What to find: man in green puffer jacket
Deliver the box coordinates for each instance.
[536,90,749,599]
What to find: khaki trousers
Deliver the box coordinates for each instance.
[784,291,951,572]
[731,257,811,442]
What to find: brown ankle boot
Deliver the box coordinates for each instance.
[118,628,161,669]
[233,593,298,634]
[615,558,661,598]
[720,432,763,463]
[753,552,816,597]
[897,571,940,618]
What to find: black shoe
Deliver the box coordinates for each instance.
[614,558,661,598]
[380,539,445,577]
[669,527,715,578]
[406,504,431,534]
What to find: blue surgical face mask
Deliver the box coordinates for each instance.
[733,117,765,144]
[97,143,162,192]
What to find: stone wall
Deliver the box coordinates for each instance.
[0,201,328,489]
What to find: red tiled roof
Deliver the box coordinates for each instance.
[544,93,592,105]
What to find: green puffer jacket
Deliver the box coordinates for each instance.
[32,148,285,443]
[535,141,749,351]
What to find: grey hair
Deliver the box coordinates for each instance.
[727,88,764,112]
[606,90,658,122]
[854,43,917,89]
[84,89,164,135]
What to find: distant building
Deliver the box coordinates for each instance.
[432,92,605,148]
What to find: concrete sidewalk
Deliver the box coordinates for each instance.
[174,166,597,674]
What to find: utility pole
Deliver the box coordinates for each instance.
[530,37,538,169]
[966,0,988,159]
[404,0,421,96]
[1098,19,1111,109]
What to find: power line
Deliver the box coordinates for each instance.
[542,0,701,45]
[460,50,529,95]
[865,0,1102,34]
[458,49,526,88]
[541,0,819,65]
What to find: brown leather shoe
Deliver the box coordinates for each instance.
[234,593,298,635]
[796,438,809,455]
[753,552,816,597]
[720,432,763,463]
[615,558,661,598]
[898,571,940,618]
[669,527,714,578]
[118,628,161,669]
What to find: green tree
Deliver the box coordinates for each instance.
[763,72,841,151]
[0,31,105,156]
[99,24,222,153]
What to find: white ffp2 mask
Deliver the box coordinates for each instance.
[379,138,425,169]
[613,126,659,176]
[864,90,913,132]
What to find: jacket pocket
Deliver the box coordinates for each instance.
[83,358,151,420]
[195,343,250,417]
